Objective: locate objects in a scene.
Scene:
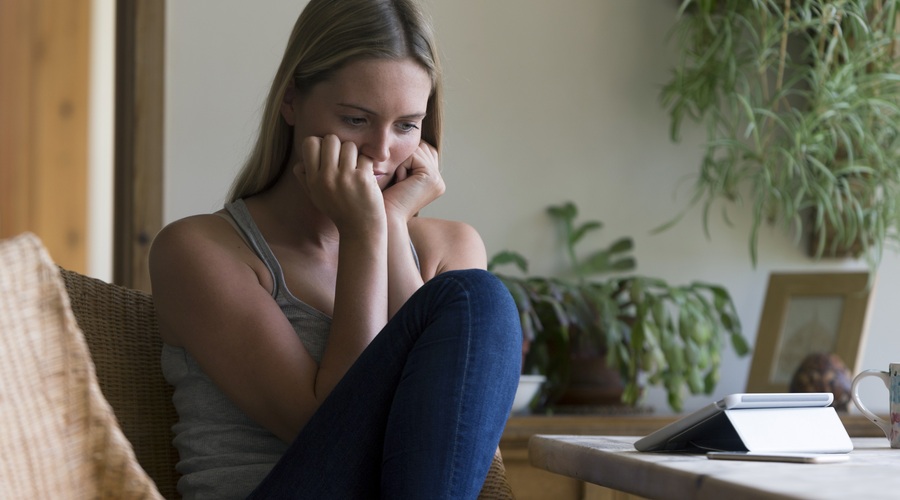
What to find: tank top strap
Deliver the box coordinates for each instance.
[223,199,288,299]
[225,198,421,284]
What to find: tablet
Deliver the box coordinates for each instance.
[633,392,833,452]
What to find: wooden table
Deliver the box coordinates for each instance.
[501,415,679,499]
[499,414,881,500]
[529,435,900,500]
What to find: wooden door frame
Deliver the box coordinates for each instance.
[114,0,164,291]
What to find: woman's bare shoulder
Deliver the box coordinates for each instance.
[151,213,238,263]
[408,217,487,277]
[149,213,276,344]
[149,212,269,294]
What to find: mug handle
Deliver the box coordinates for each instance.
[851,369,892,438]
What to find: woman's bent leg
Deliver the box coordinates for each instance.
[247,269,521,499]
[380,270,522,498]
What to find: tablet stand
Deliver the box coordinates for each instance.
[677,407,853,453]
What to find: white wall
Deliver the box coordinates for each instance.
[164,1,899,414]
[88,0,115,282]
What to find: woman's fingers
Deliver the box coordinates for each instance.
[382,140,444,219]
[338,139,358,173]
[298,135,385,232]
[393,165,408,183]
[355,154,374,175]
[320,134,342,171]
[300,136,322,178]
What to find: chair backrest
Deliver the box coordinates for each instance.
[479,450,515,499]
[60,268,181,499]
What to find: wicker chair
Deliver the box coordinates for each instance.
[59,262,515,499]
[59,266,181,499]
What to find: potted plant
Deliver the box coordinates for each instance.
[489,202,750,412]
[660,0,900,270]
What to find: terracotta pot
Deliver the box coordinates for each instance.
[554,352,625,406]
[807,212,867,258]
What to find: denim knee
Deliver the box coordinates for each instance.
[427,269,523,364]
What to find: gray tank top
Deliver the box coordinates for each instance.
[162,199,419,499]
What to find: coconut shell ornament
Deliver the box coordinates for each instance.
[788,352,852,412]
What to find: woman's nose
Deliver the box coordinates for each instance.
[360,128,391,163]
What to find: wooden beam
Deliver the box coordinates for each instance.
[0,0,90,273]
[114,0,164,291]
[0,1,33,238]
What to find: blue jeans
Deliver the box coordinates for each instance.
[247,269,522,499]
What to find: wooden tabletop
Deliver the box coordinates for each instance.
[529,435,900,500]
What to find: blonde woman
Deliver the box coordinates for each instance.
[149,0,521,498]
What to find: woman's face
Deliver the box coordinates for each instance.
[282,57,433,189]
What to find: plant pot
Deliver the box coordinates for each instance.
[512,374,546,414]
[807,223,864,258]
[806,206,870,259]
[554,352,625,406]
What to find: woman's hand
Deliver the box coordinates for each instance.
[296,134,386,234]
[383,140,445,221]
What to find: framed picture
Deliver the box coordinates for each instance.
[746,272,874,393]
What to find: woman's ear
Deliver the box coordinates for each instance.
[280,85,297,126]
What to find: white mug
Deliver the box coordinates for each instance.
[851,362,900,448]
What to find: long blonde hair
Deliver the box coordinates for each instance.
[227,0,443,202]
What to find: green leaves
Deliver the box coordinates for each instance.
[487,250,529,274]
[615,277,749,412]
[663,0,900,271]
[489,201,750,413]
[546,202,637,283]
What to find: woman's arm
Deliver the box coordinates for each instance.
[299,135,389,393]
[151,218,329,443]
[386,216,424,317]
[383,141,447,315]
[152,136,390,444]
[151,214,388,444]
[317,224,387,397]
[409,217,488,279]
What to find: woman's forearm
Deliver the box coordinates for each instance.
[386,214,425,318]
[314,227,388,400]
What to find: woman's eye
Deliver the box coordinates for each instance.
[343,116,367,126]
[398,122,420,133]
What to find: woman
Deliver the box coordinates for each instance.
[148,0,522,498]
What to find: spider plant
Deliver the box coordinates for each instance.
[661,0,900,271]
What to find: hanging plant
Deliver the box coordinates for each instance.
[661,0,900,270]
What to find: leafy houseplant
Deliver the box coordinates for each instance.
[661,0,900,269]
[489,202,750,412]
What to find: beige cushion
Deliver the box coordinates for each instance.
[0,233,162,499]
